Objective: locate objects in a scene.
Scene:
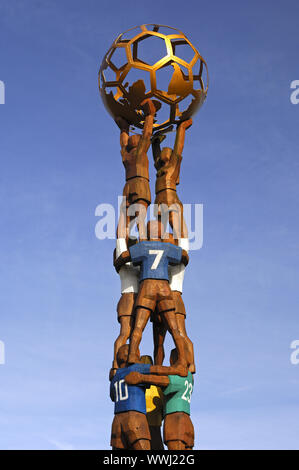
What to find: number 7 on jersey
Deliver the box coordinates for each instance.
[149,249,164,270]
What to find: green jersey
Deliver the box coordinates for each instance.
[163,372,194,416]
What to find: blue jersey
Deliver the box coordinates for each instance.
[129,241,182,281]
[110,363,151,415]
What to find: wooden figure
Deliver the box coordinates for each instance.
[110,237,139,378]
[116,99,160,241]
[125,349,194,450]
[151,119,192,239]
[110,345,151,450]
[114,220,189,368]
[152,235,195,373]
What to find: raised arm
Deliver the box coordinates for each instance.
[136,99,158,155]
[151,134,162,170]
[167,150,182,185]
[125,371,170,388]
[152,125,174,169]
[173,118,192,156]
[115,117,130,151]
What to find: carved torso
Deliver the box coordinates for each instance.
[122,147,149,181]
[155,152,182,194]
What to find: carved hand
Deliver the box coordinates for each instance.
[141,98,160,116]
[181,249,189,266]
[115,116,130,131]
[179,118,193,130]
[114,250,131,273]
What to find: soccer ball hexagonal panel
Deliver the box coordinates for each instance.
[170,39,196,64]
[132,34,168,67]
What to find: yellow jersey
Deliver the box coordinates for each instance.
[145,385,164,427]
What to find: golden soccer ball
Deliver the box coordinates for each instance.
[99,24,208,132]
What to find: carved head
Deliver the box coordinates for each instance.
[140,355,153,365]
[170,348,178,366]
[160,147,172,163]
[170,347,192,368]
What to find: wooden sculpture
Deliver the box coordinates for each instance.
[99,25,209,450]
[125,349,194,450]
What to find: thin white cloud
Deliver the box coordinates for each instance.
[48,439,75,451]
[221,385,252,396]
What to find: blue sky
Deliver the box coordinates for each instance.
[0,0,299,450]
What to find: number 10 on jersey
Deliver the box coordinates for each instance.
[114,379,129,402]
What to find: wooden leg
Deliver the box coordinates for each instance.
[149,425,164,450]
[169,207,188,240]
[116,196,128,239]
[163,310,187,366]
[176,314,195,373]
[153,319,167,366]
[132,439,151,450]
[113,316,134,369]
[128,308,151,363]
[166,440,186,450]
[128,201,148,241]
